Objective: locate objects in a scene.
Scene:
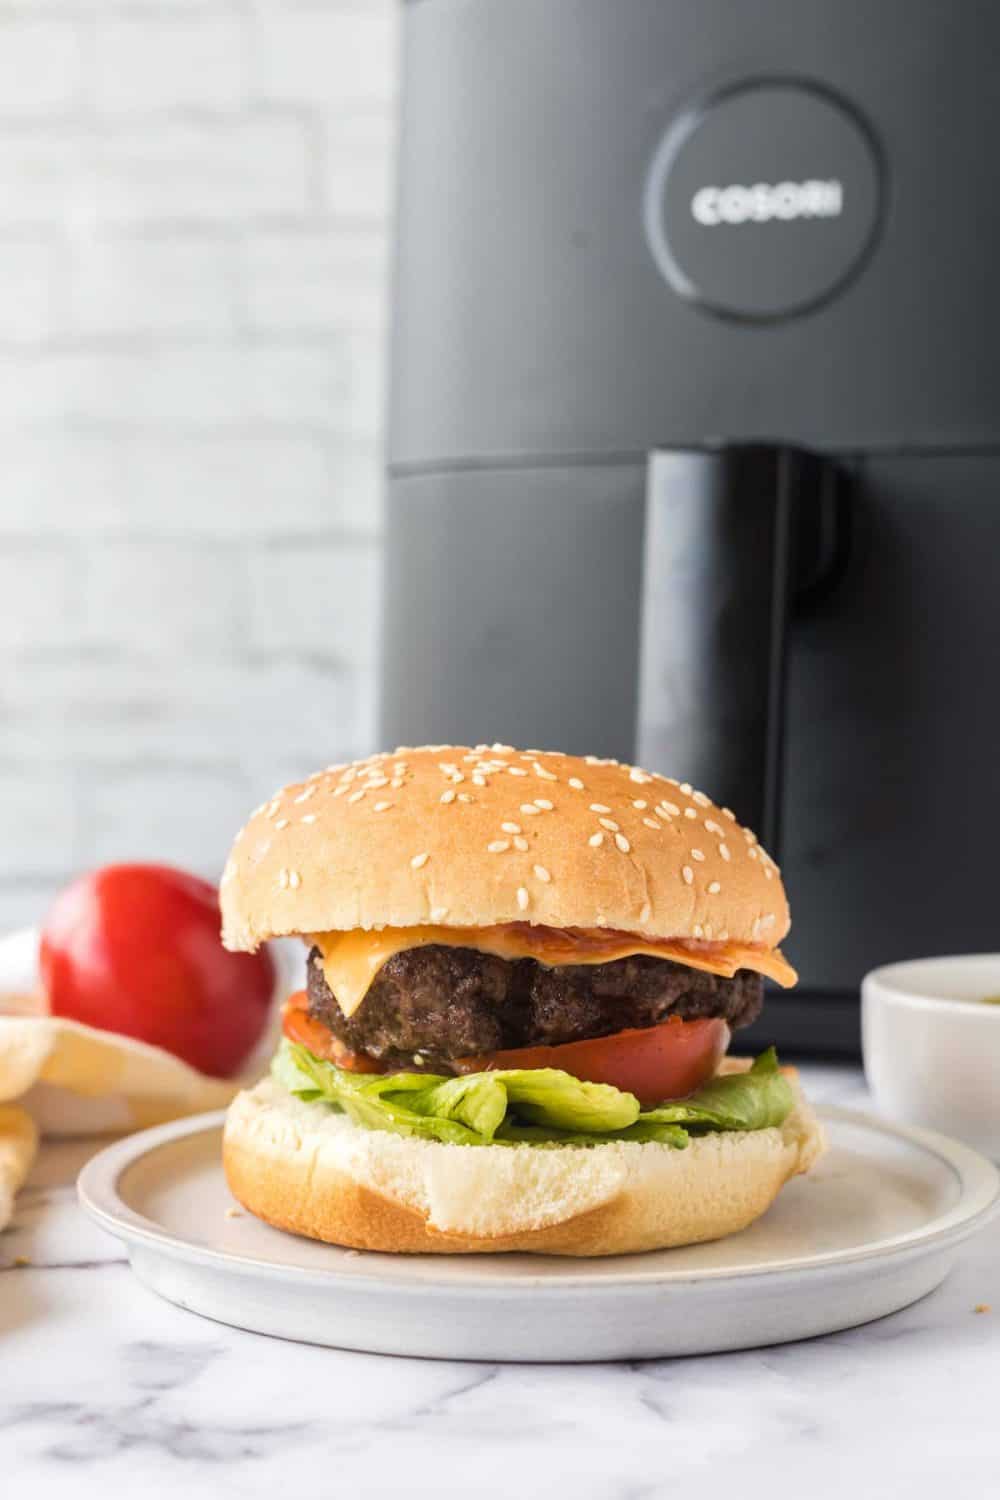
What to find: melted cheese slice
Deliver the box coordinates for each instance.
[310,924,797,1017]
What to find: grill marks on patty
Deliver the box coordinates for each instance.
[305,943,763,1072]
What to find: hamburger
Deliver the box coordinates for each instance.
[220,745,824,1255]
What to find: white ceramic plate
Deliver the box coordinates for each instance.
[78,1107,999,1362]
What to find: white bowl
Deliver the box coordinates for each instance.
[862,955,1000,1158]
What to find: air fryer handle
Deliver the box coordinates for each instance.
[636,445,847,850]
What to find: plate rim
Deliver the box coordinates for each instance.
[77,1104,1000,1293]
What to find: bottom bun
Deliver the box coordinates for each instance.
[223,1061,825,1257]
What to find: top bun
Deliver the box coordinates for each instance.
[220,746,789,952]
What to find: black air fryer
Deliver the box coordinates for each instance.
[379,0,1000,1054]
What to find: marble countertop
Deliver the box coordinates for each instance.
[3,1062,999,1498]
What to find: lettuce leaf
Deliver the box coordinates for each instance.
[271,1043,492,1144]
[637,1049,794,1133]
[271,1040,793,1149]
[493,1118,691,1148]
[489,1068,639,1133]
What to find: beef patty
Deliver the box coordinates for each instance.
[306,944,763,1071]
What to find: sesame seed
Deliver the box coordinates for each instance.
[590,803,611,814]
[288,870,302,890]
[274,818,289,829]
[614,832,630,853]
[348,790,365,804]
[520,803,541,815]
[764,867,774,880]
[720,844,731,861]
[682,865,694,885]
[692,791,710,807]
[472,773,487,787]
[643,817,661,830]
[534,798,553,811]
[278,868,289,890]
[410,852,429,870]
[744,828,757,843]
[516,886,530,911]
[708,881,721,894]
[488,840,510,854]
[458,793,474,803]
[266,800,281,819]
[722,807,736,821]
[301,813,317,824]
[440,789,456,804]
[680,782,693,795]
[761,913,776,927]
[365,776,389,790]
[430,906,449,922]
[507,767,529,776]
[718,929,729,942]
[693,923,704,938]
[501,822,521,834]
[639,902,651,923]
[533,762,558,781]
[704,819,721,835]
[589,831,605,848]
[568,777,585,790]
[492,743,514,753]
[513,835,529,851]
[691,848,705,862]
[373,801,392,813]
[332,784,349,797]
[294,785,317,804]
[630,768,653,784]
[533,864,551,882]
[661,802,681,818]
[684,807,697,820]
[748,847,759,860]
[598,817,619,832]
[632,799,648,810]
[752,917,763,938]
[391,778,404,789]
[704,924,714,940]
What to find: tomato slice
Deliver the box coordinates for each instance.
[457,1015,730,1108]
[281,991,383,1073]
[282,993,729,1106]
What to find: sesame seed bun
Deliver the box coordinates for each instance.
[220,745,789,952]
[222,1061,824,1256]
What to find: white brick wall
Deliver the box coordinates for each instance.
[0,18,83,119]
[0,118,316,226]
[69,234,240,337]
[0,239,64,342]
[93,14,248,116]
[0,0,397,930]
